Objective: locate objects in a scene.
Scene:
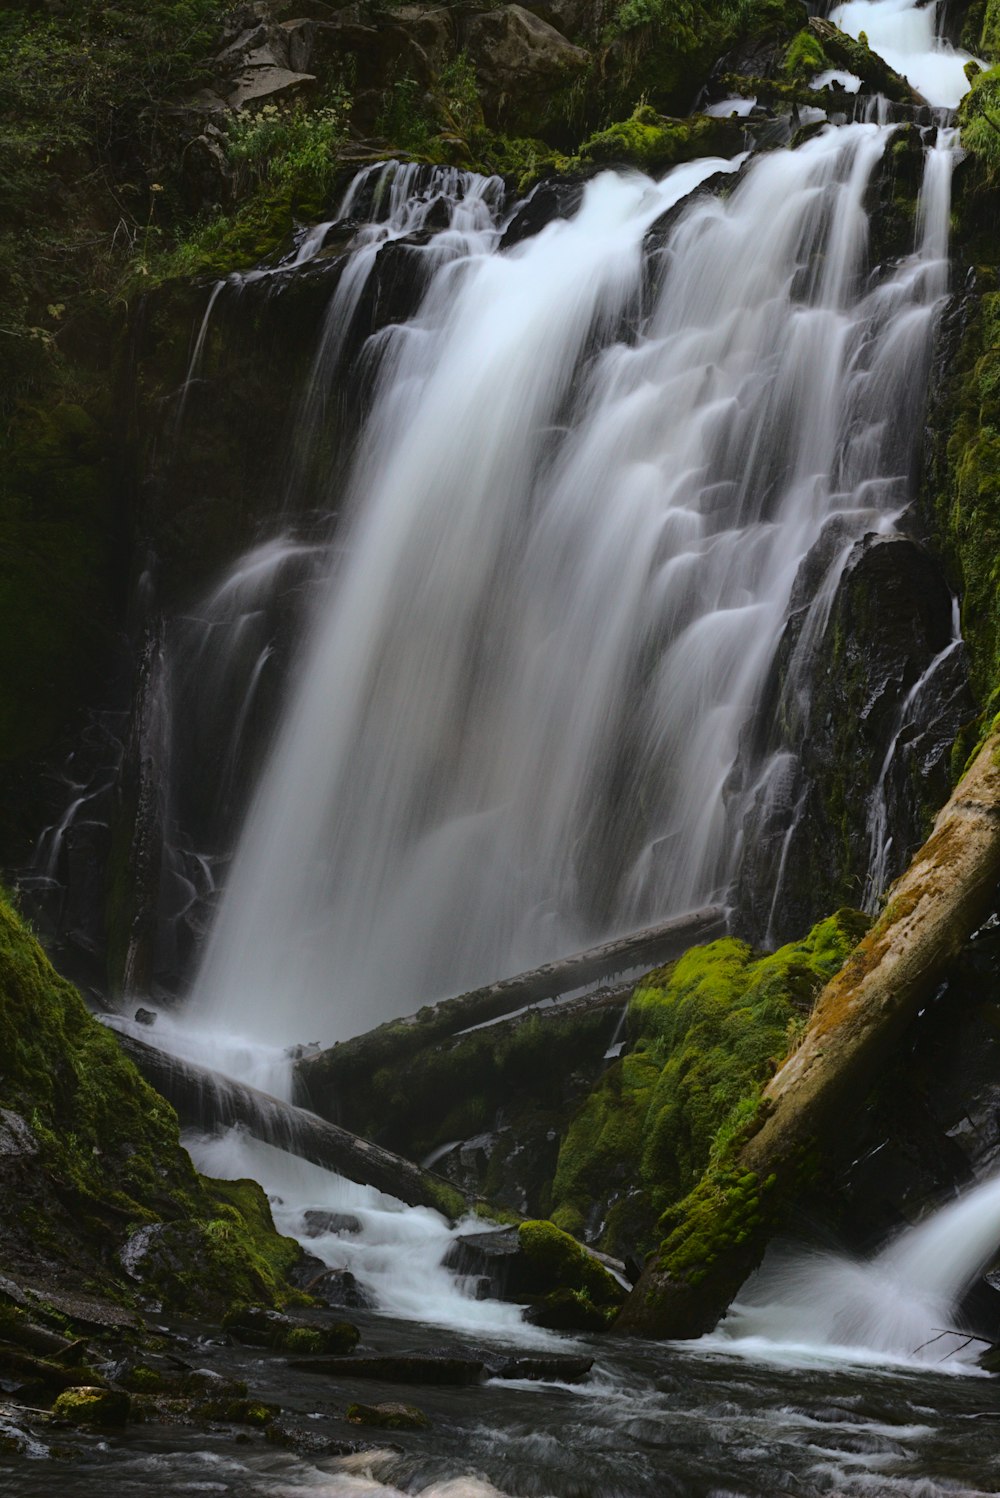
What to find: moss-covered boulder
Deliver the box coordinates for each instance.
[549,912,867,1254]
[52,1386,131,1426]
[0,888,301,1313]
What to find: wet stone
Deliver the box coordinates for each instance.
[286,1353,485,1385]
[51,1386,131,1426]
[347,1400,430,1430]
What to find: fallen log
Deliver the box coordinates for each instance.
[617,732,1000,1339]
[296,905,727,1112]
[113,1031,468,1217]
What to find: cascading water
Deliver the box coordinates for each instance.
[187,122,957,1049]
[714,1172,1000,1370]
[830,0,980,109]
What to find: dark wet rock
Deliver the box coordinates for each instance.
[265,1418,366,1454]
[303,1210,363,1238]
[195,1395,279,1426]
[0,1342,104,1393]
[348,1400,430,1430]
[222,1305,360,1354]
[733,533,973,945]
[134,1007,157,1026]
[287,1353,485,1385]
[523,1288,609,1332]
[443,1222,625,1313]
[493,1353,594,1382]
[500,180,586,250]
[0,1111,38,1160]
[51,1386,130,1426]
[303,1269,376,1311]
[179,1368,249,1399]
[443,1228,523,1298]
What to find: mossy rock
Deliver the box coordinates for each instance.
[222,1302,360,1353]
[782,28,829,80]
[523,1287,611,1332]
[347,1400,429,1430]
[549,911,867,1255]
[0,889,303,1312]
[52,1386,131,1426]
[517,1219,626,1308]
[578,107,742,174]
[196,1396,279,1426]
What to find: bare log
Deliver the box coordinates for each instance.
[113,1030,468,1217]
[617,733,1000,1339]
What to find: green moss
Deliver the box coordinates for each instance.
[51,1387,131,1425]
[960,66,1000,182]
[578,106,742,173]
[550,912,866,1253]
[0,888,301,1312]
[782,28,829,79]
[517,1219,626,1307]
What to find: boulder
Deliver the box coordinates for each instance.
[51,1387,130,1426]
[225,66,316,111]
[443,1221,627,1320]
[303,1210,363,1238]
[460,5,590,137]
[494,1353,594,1381]
[523,1289,609,1332]
[347,1400,429,1429]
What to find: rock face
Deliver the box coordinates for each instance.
[733,534,973,945]
[461,5,590,137]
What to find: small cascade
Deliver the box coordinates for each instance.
[716,1173,1000,1369]
[863,598,964,907]
[830,0,980,109]
[187,1125,554,1342]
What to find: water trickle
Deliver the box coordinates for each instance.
[188,124,956,1048]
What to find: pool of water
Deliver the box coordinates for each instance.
[3,1306,998,1498]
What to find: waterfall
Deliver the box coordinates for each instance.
[715,1172,1000,1369]
[183,120,957,1049]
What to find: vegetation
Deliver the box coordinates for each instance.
[0,886,301,1313]
[549,912,867,1252]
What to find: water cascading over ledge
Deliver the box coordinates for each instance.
[167,122,968,1048]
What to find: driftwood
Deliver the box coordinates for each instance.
[114,1031,467,1215]
[618,733,1000,1339]
[297,905,727,1109]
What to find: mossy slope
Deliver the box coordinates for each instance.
[0,888,300,1313]
[550,911,867,1252]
